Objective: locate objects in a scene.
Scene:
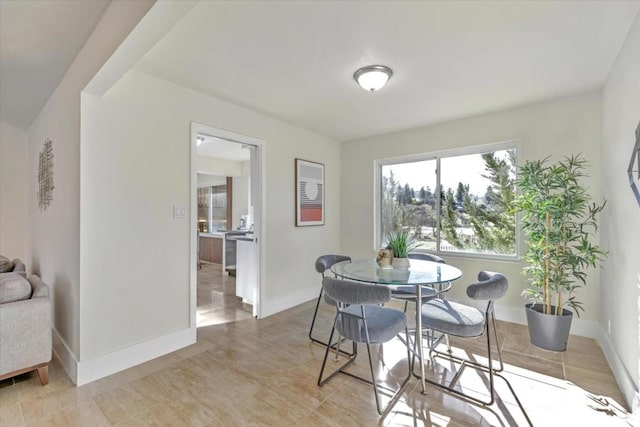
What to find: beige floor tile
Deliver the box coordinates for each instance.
[565,365,627,405]
[501,333,564,363]
[166,391,218,425]
[2,261,630,426]
[0,400,24,427]
[0,381,21,407]
[494,320,529,337]
[296,411,344,427]
[7,363,73,406]
[79,369,140,398]
[26,399,110,427]
[114,402,191,427]
[93,385,149,425]
[20,386,91,425]
[563,337,611,370]
[501,349,565,378]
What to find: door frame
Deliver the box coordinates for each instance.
[190,122,265,327]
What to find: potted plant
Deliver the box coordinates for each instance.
[386,230,418,269]
[514,155,607,351]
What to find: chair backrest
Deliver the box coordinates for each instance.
[322,277,390,306]
[315,255,351,275]
[466,271,508,301]
[407,251,446,264]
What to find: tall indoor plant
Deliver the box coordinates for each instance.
[514,155,607,351]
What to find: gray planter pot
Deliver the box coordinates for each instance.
[525,303,573,352]
[392,257,410,270]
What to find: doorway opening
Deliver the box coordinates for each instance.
[190,123,264,328]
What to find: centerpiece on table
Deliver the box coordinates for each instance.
[385,230,418,270]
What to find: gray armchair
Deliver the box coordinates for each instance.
[0,274,52,385]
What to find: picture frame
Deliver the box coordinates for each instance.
[295,158,325,226]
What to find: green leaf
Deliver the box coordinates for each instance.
[513,154,607,315]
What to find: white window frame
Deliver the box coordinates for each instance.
[374,140,521,262]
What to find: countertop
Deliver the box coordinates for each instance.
[199,230,253,239]
[226,234,256,242]
[199,232,225,238]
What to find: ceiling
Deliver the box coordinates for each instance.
[134,1,640,141]
[197,134,251,161]
[0,0,110,129]
[1,1,638,140]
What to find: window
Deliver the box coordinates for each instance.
[378,144,517,258]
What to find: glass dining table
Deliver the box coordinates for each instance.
[331,258,463,394]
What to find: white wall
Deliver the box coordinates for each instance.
[342,92,603,323]
[25,0,155,378]
[0,121,28,263]
[601,11,640,409]
[80,69,342,360]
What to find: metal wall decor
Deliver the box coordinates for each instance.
[629,121,640,207]
[37,139,54,210]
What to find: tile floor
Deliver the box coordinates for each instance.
[0,274,634,426]
[196,262,253,327]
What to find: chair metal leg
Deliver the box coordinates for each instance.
[333,337,342,362]
[362,328,412,416]
[309,288,355,358]
[308,287,325,343]
[317,325,358,387]
[416,310,533,426]
[318,327,411,416]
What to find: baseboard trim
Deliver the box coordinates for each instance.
[594,326,639,411]
[52,327,79,384]
[53,326,197,386]
[75,326,196,386]
[261,288,319,318]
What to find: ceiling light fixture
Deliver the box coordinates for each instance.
[353,65,393,92]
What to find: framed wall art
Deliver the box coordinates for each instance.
[295,158,324,226]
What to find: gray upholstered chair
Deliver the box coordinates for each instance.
[407,250,446,264]
[317,277,411,415]
[418,271,532,425]
[309,254,351,348]
[0,274,52,385]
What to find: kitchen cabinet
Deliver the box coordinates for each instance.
[197,177,233,232]
[199,234,223,264]
[235,236,257,305]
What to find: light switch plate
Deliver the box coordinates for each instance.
[173,205,186,219]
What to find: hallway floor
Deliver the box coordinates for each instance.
[196,262,253,327]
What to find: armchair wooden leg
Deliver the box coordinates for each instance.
[37,365,48,385]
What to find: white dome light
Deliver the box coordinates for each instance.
[353,65,393,92]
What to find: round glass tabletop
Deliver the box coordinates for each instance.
[331,258,462,286]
